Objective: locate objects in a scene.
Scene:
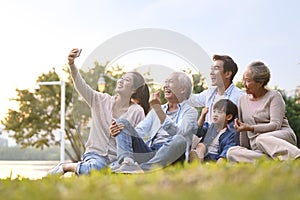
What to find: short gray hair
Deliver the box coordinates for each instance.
[248,61,270,87]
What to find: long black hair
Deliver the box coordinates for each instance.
[128,71,150,115]
[131,83,150,115]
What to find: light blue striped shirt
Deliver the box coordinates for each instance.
[187,83,244,123]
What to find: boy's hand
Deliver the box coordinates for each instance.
[198,107,209,127]
[201,107,209,116]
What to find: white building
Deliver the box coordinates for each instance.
[0,125,17,147]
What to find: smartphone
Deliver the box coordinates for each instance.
[76,49,82,57]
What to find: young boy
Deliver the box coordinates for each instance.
[189,99,238,163]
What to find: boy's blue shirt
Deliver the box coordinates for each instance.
[196,122,237,160]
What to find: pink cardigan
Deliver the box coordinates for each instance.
[238,90,295,149]
[69,64,145,162]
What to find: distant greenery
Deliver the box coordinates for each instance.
[281,92,300,146]
[0,146,61,160]
[1,159,300,200]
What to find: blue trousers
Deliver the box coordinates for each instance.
[115,118,187,171]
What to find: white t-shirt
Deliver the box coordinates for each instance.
[213,94,225,105]
[207,127,226,155]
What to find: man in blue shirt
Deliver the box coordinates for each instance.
[187,55,243,155]
[188,54,243,120]
[110,71,198,173]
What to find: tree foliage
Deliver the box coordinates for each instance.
[281,92,300,146]
[1,62,123,161]
[235,81,244,90]
[3,70,66,148]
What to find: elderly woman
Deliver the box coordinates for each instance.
[227,61,300,162]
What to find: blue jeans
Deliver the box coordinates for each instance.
[116,119,187,170]
[140,134,187,171]
[76,152,109,175]
[115,118,162,164]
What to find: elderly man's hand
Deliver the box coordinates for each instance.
[149,91,161,106]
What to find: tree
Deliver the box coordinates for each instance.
[1,62,122,161]
[280,91,300,147]
[192,71,207,94]
[235,81,244,90]
[190,70,208,114]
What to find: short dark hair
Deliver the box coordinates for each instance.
[213,54,238,82]
[213,99,238,123]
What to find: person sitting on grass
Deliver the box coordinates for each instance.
[189,99,238,163]
[47,48,150,176]
[109,71,198,173]
[187,55,243,146]
[227,61,300,162]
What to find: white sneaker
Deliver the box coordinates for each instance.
[114,157,144,174]
[109,161,121,171]
[47,163,64,175]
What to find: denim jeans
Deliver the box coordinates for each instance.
[140,134,187,171]
[115,118,161,164]
[76,152,109,175]
[116,119,187,170]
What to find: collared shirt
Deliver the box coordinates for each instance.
[187,83,244,122]
[135,100,198,147]
[152,109,177,145]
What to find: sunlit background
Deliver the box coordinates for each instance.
[1,0,300,143]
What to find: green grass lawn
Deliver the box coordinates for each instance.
[1,159,300,200]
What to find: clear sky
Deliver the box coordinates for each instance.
[0,0,300,121]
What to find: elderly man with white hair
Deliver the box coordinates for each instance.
[109,71,198,173]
